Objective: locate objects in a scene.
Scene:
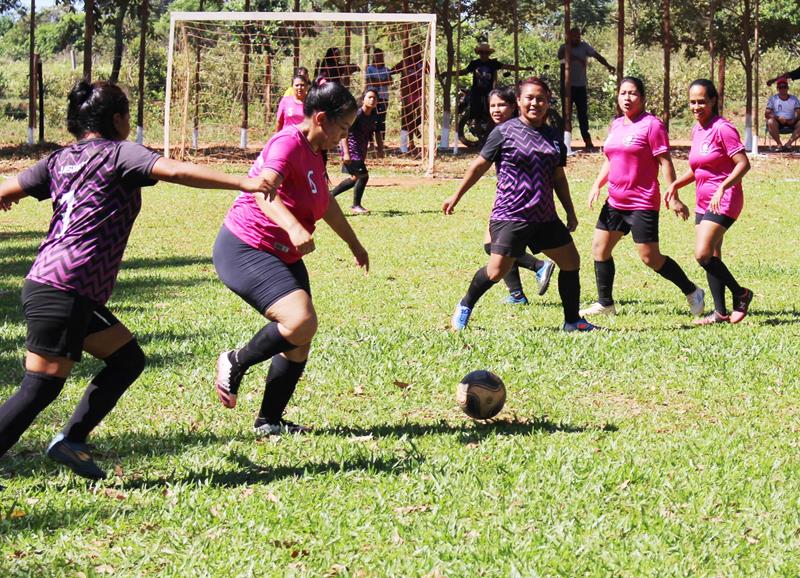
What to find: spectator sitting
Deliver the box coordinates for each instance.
[765,77,800,152]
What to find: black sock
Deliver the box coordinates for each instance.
[257,355,307,424]
[503,265,524,297]
[353,175,369,207]
[0,372,66,457]
[234,322,296,370]
[62,340,146,444]
[515,252,545,272]
[595,259,615,306]
[558,269,581,323]
[656,256,696,295]
[704,270,727,314]
[331,178,355,198]
[461,267,498,309]
[699,257,742,306]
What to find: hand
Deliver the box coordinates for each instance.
[0,197,16,211]
[588,184,601,210]
[566,212,578,232]
[664,182,679,206]
[350,242,369,273]
[442,194,459,215]
[242,174,278,200]
[669,198,689,221]
[607,64,616,74]
[708,188,724,214]
[288,223,316,255]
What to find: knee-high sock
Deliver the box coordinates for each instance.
[461,267,498,309]
[595,259,615,306]
[234,322,296,370]
[331,178,356,198]
[353,175,369,207]
[258,355,307,423]
[656,256,696,295]
[699,257,743,314]
[0,372,65,457]
[516,252,545,272]
[62,340,146,443]
[558,269,581,323]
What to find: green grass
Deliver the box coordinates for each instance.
[1,156,800,576]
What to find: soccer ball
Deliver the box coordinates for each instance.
[456,370,506,420]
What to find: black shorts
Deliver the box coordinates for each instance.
[489,219,573,258]
[22,280,120,362]
[342,160,368,177]
[695,211,736,229]
[376,100,388,133]
[596,202,660,244]
[213,225,311,314]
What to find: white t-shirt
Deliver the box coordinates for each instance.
[767,94,800,120]
[557,41,597,87]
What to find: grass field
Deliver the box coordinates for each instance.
[1,154,800,576]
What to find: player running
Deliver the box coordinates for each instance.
[666,79,753,324]
[213,81,369,436]
[0,80,276,479]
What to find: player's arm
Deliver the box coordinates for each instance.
[656,152,688,220]
[553,166,578,232]
[340,137,351,163]
[442,155,493,214]
[666,167,696,202]
[588,158,610,209]
[151,158,280,197]
[323,199,369,272]
[0,176,27,211]
[251,183,316,256]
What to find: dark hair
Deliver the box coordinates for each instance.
[67,80,129,139]
[516,76,551,97]
[488,85,518,118]
[362,87,379,100]
[303,81,357,121]
[689,78,720,117]
[294,66,308,76]
[618,76,646,99]
[292,74,308,85]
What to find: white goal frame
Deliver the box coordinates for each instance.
[165,11,437,174]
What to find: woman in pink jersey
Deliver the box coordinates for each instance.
[213,82,369,437]
[666,79,752,324]
[275,74,308,132]
[583,76,705,319]
[0,81,275,479]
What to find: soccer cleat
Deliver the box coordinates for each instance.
[215,351,245,409]
[451,303,473,330]
[46,434,106,480]
[563,318,600,332]
[535,260,555,296]
[693,311,731,325]
[579,302,617,317]
[253,418,312,437]
[730,288,753,324]
[504,293,529,305]
[351,205,369,214]
[686,287,706,317]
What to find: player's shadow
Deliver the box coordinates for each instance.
[317,417,618,442]
[363,209,441,218]
[0,501,116,535]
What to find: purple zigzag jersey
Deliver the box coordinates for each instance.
[18,138,161,304]
[480,117,567,223]
[346,108,377,162]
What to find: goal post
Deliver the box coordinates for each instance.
[164,11,437,174]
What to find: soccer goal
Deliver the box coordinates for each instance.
[164,11,436,174]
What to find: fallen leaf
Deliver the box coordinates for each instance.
[25,498,39,506]
[266,492,280,504]
[618,479,630,491]
[95,565,115,574]
[354,385,365,395]
[104,489,127,501]
[9,509,25,519]
[349,434,373,443]
[324,563,348,577]
[210,506,221,517]
[394,380,411,389]
[423,569,446,578]
[114,465,124,477]
[241,487,255,498]
[9,550,26,559]
[394,504,431,515]
[392,529,404,545]
[290,549,309,558]
[465,530,480,539]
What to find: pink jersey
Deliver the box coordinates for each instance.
[689,116,745,219]
[603,112,670,211]
[224,126,329,264]
[276,96,305,128]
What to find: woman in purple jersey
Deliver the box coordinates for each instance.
[331,87,379,214]
[482,86,555,305]
[442,77,596,332]
[0,81,275,480]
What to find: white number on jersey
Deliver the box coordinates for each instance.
[307,170,318,194]
[57,190,77,238]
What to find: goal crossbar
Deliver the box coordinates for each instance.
[164,11,437,175]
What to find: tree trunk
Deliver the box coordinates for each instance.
[136,0,148,143]
[84,0,94,81]
[28,0,35,145]
[742,0,753,148]
[717,54,725,114]
[617,0,624,85]
[662,0,670,129]
[110,0,130,84]
[563,0,572,136]
[293,0,300,70]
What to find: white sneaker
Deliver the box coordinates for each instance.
[686,286,705,317]
[579,302,617,317]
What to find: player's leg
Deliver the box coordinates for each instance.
[351,163,370,213]
[582,204,626,316]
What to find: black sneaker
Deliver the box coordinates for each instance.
[46,434,106,480]
[215,351,245,408]
[730,288,753,324]
[253,418,312,437]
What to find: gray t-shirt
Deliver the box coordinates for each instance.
[557,41,597,87]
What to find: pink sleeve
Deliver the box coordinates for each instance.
[648,117,670,157]
[261,132,295,177]
[718,121,744,158]
[275,98,286,123]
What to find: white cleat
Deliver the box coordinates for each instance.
[579,302,617,317]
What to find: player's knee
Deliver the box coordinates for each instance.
[285,343,311,362]
[107,339,146,380]
[638,249,660,269]
[485,263,506,282]
[282,311,318,345]
[695,251,713,267]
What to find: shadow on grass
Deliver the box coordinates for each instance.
[350,209,441,218]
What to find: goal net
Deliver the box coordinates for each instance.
[165,11,436,174]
